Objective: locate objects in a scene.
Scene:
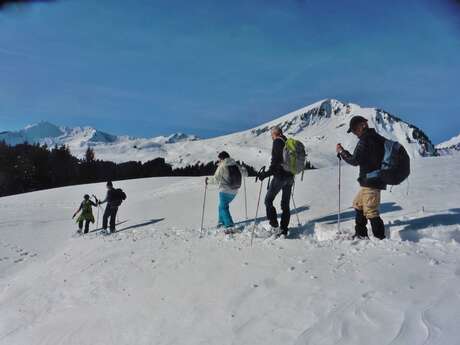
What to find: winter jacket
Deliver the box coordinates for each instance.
[76,200,96,223]
[99,188,118,207]
[340,128,387,190]
[207,158,247,194]
[267,135,294,178]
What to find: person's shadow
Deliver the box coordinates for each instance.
[114,218,165,233]
[390,208,460,242]
[235,205,310,227]
[289,202,403,239]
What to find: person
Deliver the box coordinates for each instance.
[257,126,294,237]
[206,151,246,233]
[98,181,120,235]
[336,115,386,240]
[72,194,97,234]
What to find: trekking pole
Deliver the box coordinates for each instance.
[92,195,100,229]
[337,154,342,233]
[251,167,265,247]
[200,179,208,236]
[243,176,248,220]
[291,181,301,227]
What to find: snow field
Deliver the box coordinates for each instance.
[0,155,459,344]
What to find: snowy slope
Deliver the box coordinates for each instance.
[0,154,459,345]
[436,133,460,155]
[0,99,436,169]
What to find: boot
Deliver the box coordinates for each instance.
[354,209,369,239]
[370,217,385,240]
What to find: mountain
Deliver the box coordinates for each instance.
[0,99,436,168]
[0,121,199,155]
[0,121,118,147]
[160,99,436,169]
[436,133,460,155]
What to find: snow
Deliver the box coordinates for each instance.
[437,133,460,149]
[0,99,436,169]
[436,133,460,155]
[1,152,459,345]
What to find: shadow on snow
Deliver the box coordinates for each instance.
[390,208,460,242]
[115,218,165,233]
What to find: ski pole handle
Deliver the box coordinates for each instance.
[255,166,266,182]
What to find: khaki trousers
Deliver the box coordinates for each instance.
[352,187,381,219]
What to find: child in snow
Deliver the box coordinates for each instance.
[206,151,247,232]
[72,194,97,234]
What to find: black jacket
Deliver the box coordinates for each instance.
[340,128,387,190]
[100,188,117,207]
[267,135,293,178]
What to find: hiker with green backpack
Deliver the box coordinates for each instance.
[205,151,247,233]
[257,126,306,238]
[72,194,97,234]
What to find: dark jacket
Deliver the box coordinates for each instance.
[340,128,387,190]
[267,135,294,178]
[100,188,118,207]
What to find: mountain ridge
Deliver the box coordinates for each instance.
[0,99,437,168]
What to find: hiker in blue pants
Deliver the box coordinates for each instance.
[206,151,246,232]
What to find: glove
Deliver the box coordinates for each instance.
[258,171,269,181]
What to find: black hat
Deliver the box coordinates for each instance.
[84,194,90,200]
[106,181,113,187]
[218,151,230,160]
[347,116,368,133]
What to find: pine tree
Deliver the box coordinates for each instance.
[85,146,95,163]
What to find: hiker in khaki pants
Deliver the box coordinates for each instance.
[336,116,386,240]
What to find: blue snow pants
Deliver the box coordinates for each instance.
[218,192,236,227]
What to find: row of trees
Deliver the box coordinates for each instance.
[0,142,258,197]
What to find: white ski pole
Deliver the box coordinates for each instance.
[92,195,100,229]
[251,167,265,247]
[337,154,342,233]
[243,176,248,220]
[291,181,301,227]
[200,180,208,236]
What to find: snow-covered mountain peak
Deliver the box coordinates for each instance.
[231,99,435,168]
[436,133,460,155]
[165,133,199,144]
[0,99,438,168]
[23,121,63,136]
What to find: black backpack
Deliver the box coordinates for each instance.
[367,140,410,185]
[111,188,127,206]
[227,165,242,189]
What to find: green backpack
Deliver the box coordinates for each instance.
[281,138,307,175]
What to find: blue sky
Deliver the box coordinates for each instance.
[0,0,459,143]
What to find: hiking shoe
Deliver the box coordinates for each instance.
[352,234,369,240]
[280,228,289,237]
